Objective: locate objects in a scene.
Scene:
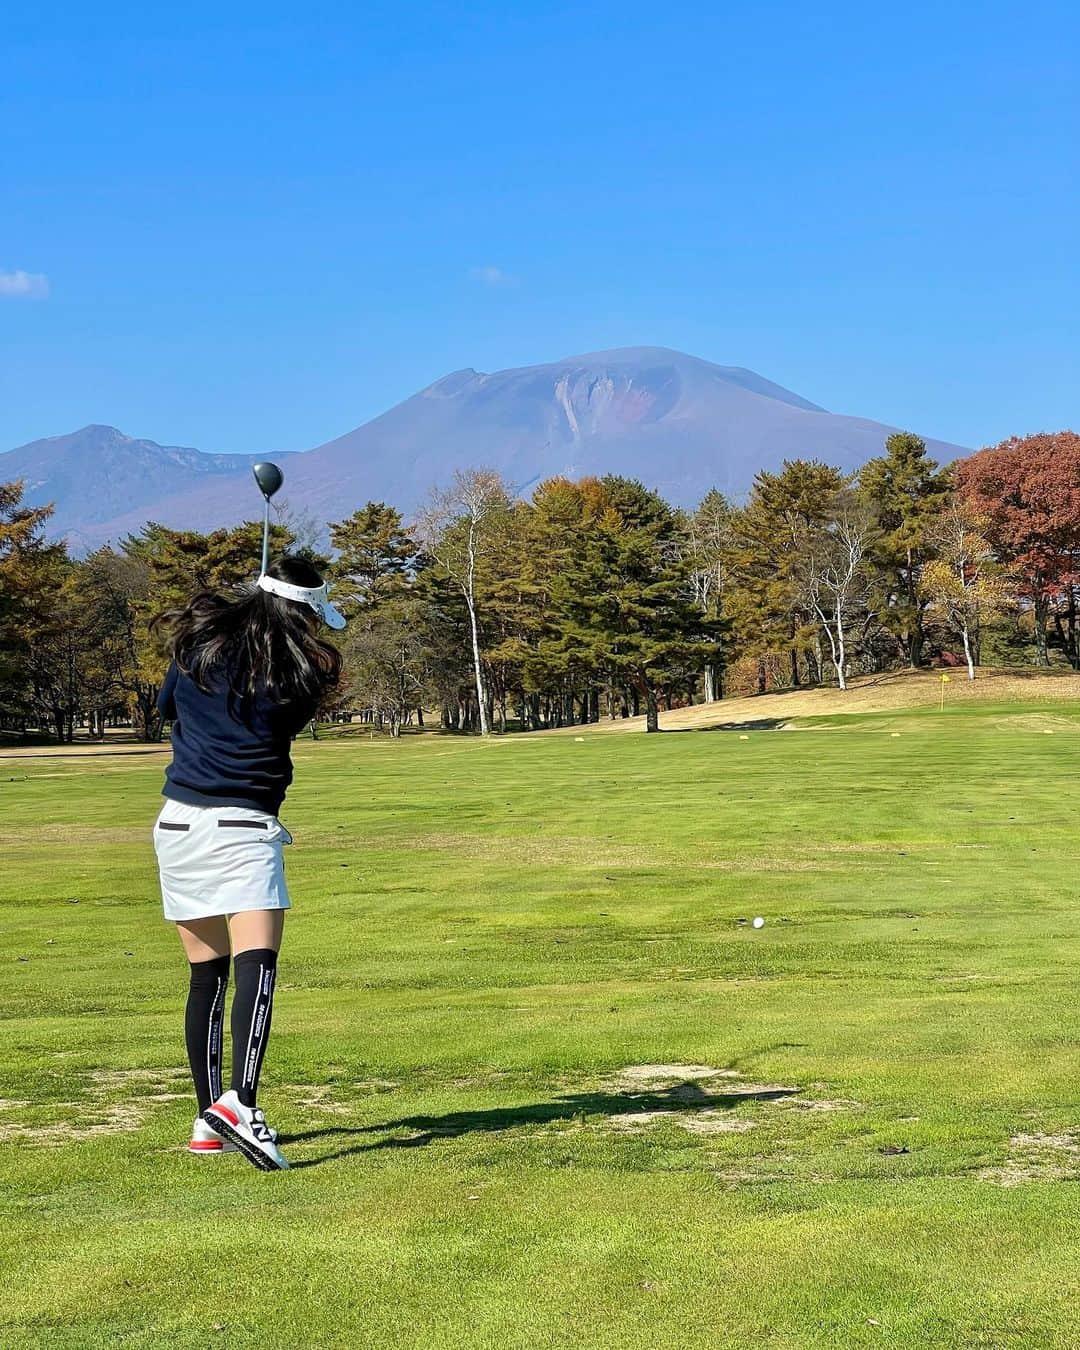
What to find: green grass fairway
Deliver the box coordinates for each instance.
[2,707,1079,1348]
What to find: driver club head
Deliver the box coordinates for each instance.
[252,462,284,500]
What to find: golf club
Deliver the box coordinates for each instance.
[252,462,284,576]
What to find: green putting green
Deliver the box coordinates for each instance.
[2,706,1078,1348]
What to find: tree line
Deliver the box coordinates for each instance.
[2,429,1078,741]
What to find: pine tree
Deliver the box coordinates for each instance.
[328,504,433,733]
[0,482,68,728]
[556,477,718,732]
[859,433,951,668]
[328,503,418,614]
[727,461,846,690]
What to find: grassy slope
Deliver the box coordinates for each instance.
[1,703,1078,1348]
[557,666,1080,733]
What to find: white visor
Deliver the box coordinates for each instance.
[257,574,347,630]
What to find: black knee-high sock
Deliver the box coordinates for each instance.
[185,955,230,1114]
[230,948,278,1108]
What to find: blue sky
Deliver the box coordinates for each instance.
[2,1,1077,455]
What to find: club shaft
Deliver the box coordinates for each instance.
[261,499,270,576]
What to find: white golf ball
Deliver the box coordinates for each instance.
[752,916,765,929]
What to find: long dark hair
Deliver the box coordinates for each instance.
[150,555,342,707]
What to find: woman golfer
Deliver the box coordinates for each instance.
[151,555,344,1171]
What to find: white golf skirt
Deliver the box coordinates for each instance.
[153,801,293,922]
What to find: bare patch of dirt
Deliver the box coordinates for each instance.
[0,1067,194,1146]
[678,1114,757,1136]
[597,1063,802,1137]
[608,1064,739,1090]
[0,1103,147,1146]
[279,1079,399,1112]
[86,1067,187,1093]
[280,1084,353,1115]
[608,1109,680,1131]
[607,1065,797,1098]
[978,1130,1080,1186]
[608,1109,755,1135]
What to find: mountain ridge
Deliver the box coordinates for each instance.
[1,347,968,552]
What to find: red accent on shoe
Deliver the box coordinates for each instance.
[189,1139,224,1152]
[210,1103,240,1126]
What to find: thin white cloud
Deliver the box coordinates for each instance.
[0,269,50,299]
[469,264,515,287]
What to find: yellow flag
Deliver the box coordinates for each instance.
[941,674,951,683]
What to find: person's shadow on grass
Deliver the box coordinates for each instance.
[282,1080,801,1170]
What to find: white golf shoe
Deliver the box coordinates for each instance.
[189,1113,279,1155]
[202,1090,289,1171]
[189,1115,237,1155]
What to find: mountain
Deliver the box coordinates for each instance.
[0,425,296,554]
[0,348,968,551]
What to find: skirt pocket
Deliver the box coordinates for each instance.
[155,805,291,920]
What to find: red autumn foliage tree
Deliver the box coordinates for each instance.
[955,432,1080,666]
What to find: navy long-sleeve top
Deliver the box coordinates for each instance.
[157,661,317,816]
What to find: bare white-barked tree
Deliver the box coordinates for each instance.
[797,493,876,691]
[414,469,510,736]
